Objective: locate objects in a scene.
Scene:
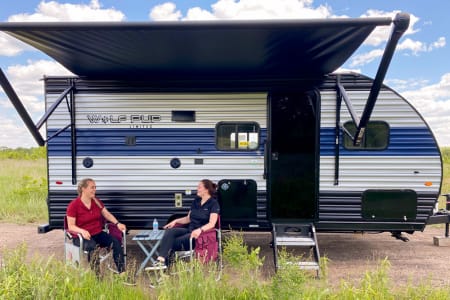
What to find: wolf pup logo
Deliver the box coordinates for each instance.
[86,114,161,128]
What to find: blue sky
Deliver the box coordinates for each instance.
[0,0,449,148]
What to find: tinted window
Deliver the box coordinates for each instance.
[216,122,260,151]
[343,121,389,150]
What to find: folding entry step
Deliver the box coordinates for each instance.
[272,223,320,277]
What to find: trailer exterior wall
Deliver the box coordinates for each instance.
[318,78,441,231]
[44,74,442,232]
[46,89,268,229]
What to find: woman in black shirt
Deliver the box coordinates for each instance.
[151,179,220,268]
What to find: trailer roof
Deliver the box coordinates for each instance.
[0,18,392,80]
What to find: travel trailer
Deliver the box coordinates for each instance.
[0,14,442,243]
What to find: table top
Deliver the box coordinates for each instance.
[132,229,165,241]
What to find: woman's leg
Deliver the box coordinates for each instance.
[73,237,97,262]
[93,231,125,273]
[172,232,192,252]
[158,227,190,260]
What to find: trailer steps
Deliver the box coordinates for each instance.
[272,223,320,277]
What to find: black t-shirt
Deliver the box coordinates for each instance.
[189,197,220,231]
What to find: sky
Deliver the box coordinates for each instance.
[0,0,449,148]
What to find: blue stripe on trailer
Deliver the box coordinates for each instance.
[47,128,267,156]
[47,127,439,157]
[320,127,440,156]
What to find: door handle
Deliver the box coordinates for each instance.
[272,152,279,160]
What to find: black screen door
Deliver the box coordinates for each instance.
[268,91,318,220]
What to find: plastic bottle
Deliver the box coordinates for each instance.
[153,218,159,233]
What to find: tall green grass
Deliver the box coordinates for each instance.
[0,153,47,223]
[2,234,450,299]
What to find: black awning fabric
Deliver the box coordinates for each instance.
[0,18,391,80]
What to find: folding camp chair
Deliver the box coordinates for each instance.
[63,216,127,273]
[172,215,222,270]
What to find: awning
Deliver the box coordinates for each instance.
[0,18,392,80]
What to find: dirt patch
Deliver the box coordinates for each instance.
[1,222,450,288]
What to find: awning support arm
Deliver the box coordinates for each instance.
[337,76,360,129]
[36,84,74,129]
[354,12,410,146]
[0,68,45,146]
[334,76,343,185]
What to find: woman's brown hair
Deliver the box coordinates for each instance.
[201,179,217,197]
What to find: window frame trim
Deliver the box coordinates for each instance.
[215,121,261,151]
[342,120,390,151]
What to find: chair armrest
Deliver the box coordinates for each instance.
[65,229,82,240]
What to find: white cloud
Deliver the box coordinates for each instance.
[1,1,125,58]
[350,35,446,67]
[350,49,384,67]
[149,2,182,21]
[385,78,429,92]
[207,0,331,20]
[0,33,33,56]
[428,37,446,51]
[150,0,332,21]
[8,0,125,22]
[0,60,72,148]
[184,7,216,21]
[400,73,450,146]
[5,60,73,114]
[360,10,420,47]
[397,37,445,55]
[0,115,41,148]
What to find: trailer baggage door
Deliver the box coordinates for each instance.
[268,91,318,220]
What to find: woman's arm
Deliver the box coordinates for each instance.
[164,212,191,229]
[67,216,91,240]
[191,213,218,239]
[101,207,127,231]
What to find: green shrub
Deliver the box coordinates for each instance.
[0,147,46,160]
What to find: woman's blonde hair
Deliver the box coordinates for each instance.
[77,178,94,196]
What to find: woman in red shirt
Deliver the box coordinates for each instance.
[66,178,126,274]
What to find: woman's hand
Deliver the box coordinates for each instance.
[117,223,126,232]
[80,229,91,240]
[163,220,176,229]
[190,228,202,239]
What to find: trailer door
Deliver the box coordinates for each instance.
[268,91,318,220]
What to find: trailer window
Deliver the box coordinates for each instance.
[216,122,260,150]
[343,121,389,150]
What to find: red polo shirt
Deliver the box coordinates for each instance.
[66,197,105,235]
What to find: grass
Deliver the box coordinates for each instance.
[0,158,47,223]
[2,234,450,299]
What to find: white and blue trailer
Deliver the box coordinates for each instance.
[0,14,443,243]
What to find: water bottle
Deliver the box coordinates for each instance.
[153,218,159,233]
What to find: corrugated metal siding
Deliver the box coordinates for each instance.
[317,75,441,229]
[320,89,427,128]
[48,190,269,229]
[46,93,267,129]
[319,156,441,192]
[48,156,265,191]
